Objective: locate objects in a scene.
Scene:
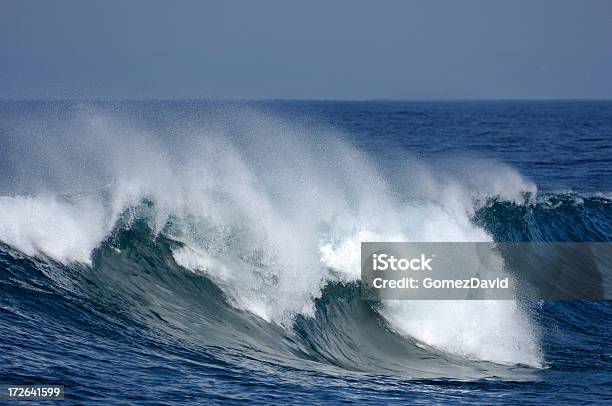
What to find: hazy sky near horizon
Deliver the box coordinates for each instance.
[1,0,611,100]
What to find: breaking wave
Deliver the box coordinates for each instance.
[1,105,608,380]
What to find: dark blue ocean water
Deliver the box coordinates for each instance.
[0,101,611,404]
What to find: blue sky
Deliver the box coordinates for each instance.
[1,0,611,100]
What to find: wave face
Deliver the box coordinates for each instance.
[0,101,611,404]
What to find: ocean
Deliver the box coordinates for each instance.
[0,100,610,404]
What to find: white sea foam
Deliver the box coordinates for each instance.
[0,107,542,366]
[0,195,111,264]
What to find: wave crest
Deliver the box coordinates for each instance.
[0,107,551,367]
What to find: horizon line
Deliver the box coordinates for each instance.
[2,97,612,103]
